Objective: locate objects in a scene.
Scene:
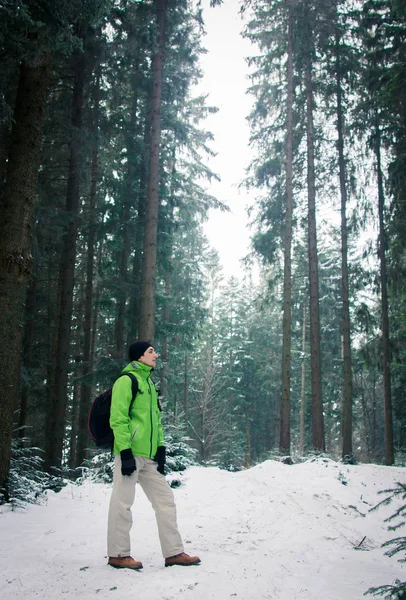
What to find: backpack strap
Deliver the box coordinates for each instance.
[107,374,138,456]
[122,373,138,414]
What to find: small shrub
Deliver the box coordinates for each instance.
[365,483,406,599]
[2,438,66,507]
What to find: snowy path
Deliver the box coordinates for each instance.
[1,459,405,599]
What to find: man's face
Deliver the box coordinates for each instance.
[138,346,158,368]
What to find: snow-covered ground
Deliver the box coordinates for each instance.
[1,458,405,599]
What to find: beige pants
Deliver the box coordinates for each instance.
[107,455,184,559]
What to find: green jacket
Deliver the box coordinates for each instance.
[110,361,164,458]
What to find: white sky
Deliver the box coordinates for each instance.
[2,458,405,598]
[197,0,255,278]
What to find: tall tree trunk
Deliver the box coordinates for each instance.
[69,286,84,469]
[90,227,106,363]
[184,353,189,425]
[375,117,394,466]
[359,380,369,456]
[46,234,59,443]
[0,122,11,209]
[116,46,140,354]
[19,277,38,441]
[69,377,81,471]
[90,249,101,360]
[304,40,325,452]
[200,394,206,461]
[274,390,280,448]
[299,300,307,456]
[160,270,171,400]
[245,405,251,468]
[335,32,353,461]
[359,374,372,459]
[45,47,86,470]
[159,149,176,400]
[115,203,132,356]
[138,0,167,342]
[0,56,50,496]
[371,374,377,458]
[0,79,18,209]
[75,69,101,468]
[128,88,153,345]
[280,5,294,456]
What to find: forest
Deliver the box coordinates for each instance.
[0,0,405,504]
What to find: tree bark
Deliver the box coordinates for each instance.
[128,85,153,345]
[274,390,280,448]
[0,78,18,210]
[45,47,86,470]
[299,300,306,456]
[0,56,50,496]
[335,31,353,461]
[69,377,81,470]
[159,148,176,400]
[375,117,394,466]
[305,40,325,452]
[138,0,167,342]
[69,287,84,469]
[115,202,132,356]
[245,406,251,468]
[75,68,101,468]
[184,353,189,425]
[160,270,171,400]
[116,44,140,354]
[19,277,37,441]
[279,5,294,456]
[90,225,106,363]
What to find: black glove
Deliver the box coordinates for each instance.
[120,449,136,476]
[154,446,166,475]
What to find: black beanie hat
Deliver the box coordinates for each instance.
[128,340,152,362]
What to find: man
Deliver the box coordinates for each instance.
[107,340,201,570]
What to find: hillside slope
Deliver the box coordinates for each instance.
[1,458,405,600]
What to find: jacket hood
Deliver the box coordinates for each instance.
[122,360,152,377]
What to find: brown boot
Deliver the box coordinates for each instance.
[108,556,143,570]
[165,552,201,567]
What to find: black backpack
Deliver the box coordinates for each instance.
[88,373,138,450]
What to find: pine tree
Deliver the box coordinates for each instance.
[0,53,51,493]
